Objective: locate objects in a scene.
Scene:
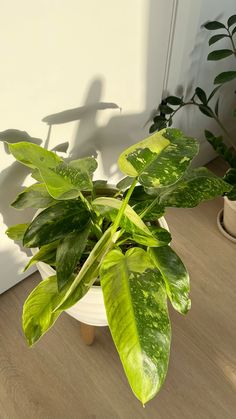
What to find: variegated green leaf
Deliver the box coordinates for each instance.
[8,141,61,169]
[11,183,56,209]
[93,197,160,247]
[23,241,59,271]
[100,248,171,404]
[146,167,231,208]
[69,156,98,175]
[56,222,91,290]
[22,275,73,346]
[23,200,90,248]
[6,223,29,240]
[149,246,190,314]
[118,128,199,188]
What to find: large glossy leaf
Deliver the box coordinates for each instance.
[146,168,231,208]
[56,222,91,290]
[23,241,59,271]
[22,275,73,346]
[8,141,61,169]
[23,200,90,247]
[100,248,171,404]
[6,223,29,240]
[11,183,56,209]
[118,128,199,188]
[93,197,160,247]
[149,246,190,314]
[54,227,120,311]
[39,162,93,199]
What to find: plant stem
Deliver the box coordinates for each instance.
[111,178,137,235]
[139,196,160,219]
[214,116,236,150]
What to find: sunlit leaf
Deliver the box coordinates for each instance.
[6,223,29,240]
[11,183,56,209]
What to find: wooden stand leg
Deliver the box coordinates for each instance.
[79,322,95,345]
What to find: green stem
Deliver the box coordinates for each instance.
[214,116,236,150]
[139,196,160,219]
[111,178,137,235]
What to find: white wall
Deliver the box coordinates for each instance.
[0,0,174,292]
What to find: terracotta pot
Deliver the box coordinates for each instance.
[32,216,169,327]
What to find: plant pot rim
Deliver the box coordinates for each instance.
[224,195,236,210]
[217,208,236,243]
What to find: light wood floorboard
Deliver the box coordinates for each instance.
[0,159,235,419]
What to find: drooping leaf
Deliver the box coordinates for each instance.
[100,247,171,404]
[145,168,231,208]
[23,241,59,271]
[11,183,56,209]
[8,141,61,169]
[205,130,236,169]
[22,275,73,346]
[93,197,160,247]
[165,96,183,106]
[6,223,29,240]
[118,128,199,188]
[214,71,236,84]
[54,227,120,311]
[56,222,91,290]
[195,87,207,104]
[207,49,233,61]
[198,105,214,118]
[228,15,236,27]
[159,104,173,114]
[149,246,190,314]
[208,34,228,46]
[23,200,90,248]
[204,21,226,30]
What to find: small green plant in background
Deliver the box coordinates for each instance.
[150,14,236,200]
[5,128,231,404]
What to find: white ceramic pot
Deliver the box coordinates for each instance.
[32,216,169,327]
[217,197,236,243]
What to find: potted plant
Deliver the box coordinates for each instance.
[6,127,230,405]
[150,14,236,241]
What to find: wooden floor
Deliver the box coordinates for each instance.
[0,161,236,418]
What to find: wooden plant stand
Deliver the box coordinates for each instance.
[79,322,95,345]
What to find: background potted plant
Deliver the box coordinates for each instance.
[6,127,230,405]
[150,14,236,241]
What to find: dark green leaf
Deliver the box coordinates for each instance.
[165,96,183,106]
[228,15,236,27]
[208,34,229,45]
[6,223,29,240]
[204,21,226,30]
[224,169,236,199]
[11,183,56,209]
[149,123,158,133]
[149,246,190,314]
[24,241,59,271]
[214,71,236,84]
[159,104,174,114]
[199,105,214,118]
[207,49,233,61]
[195,87,207,104]
[146,167,231,207]
[205,130,236,168]
[100,248,171,404]
[23,200,90,248]
[133,201,164,221]
[118,128,199,188]
[232,26,236,36]
[56,222,91,290]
